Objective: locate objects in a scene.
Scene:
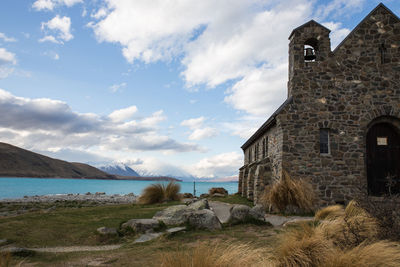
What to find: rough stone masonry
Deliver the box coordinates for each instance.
[239,3,400,206]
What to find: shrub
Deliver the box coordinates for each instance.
[261,170,316,214]
[138,182,181,204]
[274,222,335,267]
[325,241,400,267]
[315,205,344,221]
[158,241,273,267]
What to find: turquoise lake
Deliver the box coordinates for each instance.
[0,177,238,199]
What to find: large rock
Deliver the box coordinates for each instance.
[227,204,267,225]
[209,187,228,196]
[152,205,192,225]
[187,209,222,230]
[121,219,160,233]
[153,199,209,226]
[249,204,266,221]
[228,205,251,224]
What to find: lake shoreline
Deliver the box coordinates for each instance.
[0,192,138,204]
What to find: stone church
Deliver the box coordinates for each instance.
[239,3,400,205]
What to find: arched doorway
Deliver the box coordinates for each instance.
[366,122,400,195]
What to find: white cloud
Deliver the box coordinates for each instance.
[41,15,73,43]
[0,88,201,154]
[39,35,61,44]
[186,152,242,178]
[33,0,83,11]
[108,105,138,122]
[0,33,16,42]
[322,22,351,49]
[181,116,218,140]
[181,116,205,129]
[0,48,16,65]
[43,50,60,60]
[109,82,126,93]
[91,8,108,19]
[0,48,16,79]
[188,127,218,141]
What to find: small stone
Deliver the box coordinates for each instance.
[97,227,118,235]
[166,226,186,234]
[134,232,162,243]
[121,219,160,233]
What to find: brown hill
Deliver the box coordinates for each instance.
[0,142,115,179]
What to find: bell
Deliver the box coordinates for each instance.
[304,47,316,61]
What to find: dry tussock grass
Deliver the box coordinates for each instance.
[325,241,400,267]
[261,170,316,213]
[0,252,12,267]
[165,182,181,201]
[138,182,181,204]
[274,223,335,267]
[158,241,274,267]
[314,205,344,220]
[318,201,379,249]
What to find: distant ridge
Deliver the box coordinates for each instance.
[0,142,115,179]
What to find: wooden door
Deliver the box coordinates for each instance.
[367,123,400,195]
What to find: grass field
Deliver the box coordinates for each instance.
[0,196,274,266]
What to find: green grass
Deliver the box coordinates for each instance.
[0,201,180,247]
[208,194,254,207]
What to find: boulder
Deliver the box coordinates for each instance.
[121,219,160,233]
[153,205,192,225]
[97,227,118,235]
[200,193,209,198]
[188,199,209,210]
[228,205,251,224]
[209,187,228,196]
[187,209,222,230]
[152,199,210,226]
[166,226,186,234]
[249,204,266,221]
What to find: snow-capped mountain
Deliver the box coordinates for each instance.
[99,163,140,177]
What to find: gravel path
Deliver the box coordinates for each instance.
[31,245,122,253]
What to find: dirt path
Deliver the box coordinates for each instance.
[2,244,122,253]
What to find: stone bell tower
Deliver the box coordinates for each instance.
[287,20,331,97]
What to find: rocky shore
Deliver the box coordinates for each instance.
[0,193,138,204]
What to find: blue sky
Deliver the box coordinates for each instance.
[0,0,399,178]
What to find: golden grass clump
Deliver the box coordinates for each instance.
[317,200,379,249]
[159,241,274,267]
[0,252,12,267]
[165,181,181,201]
[325,241,400,267]
[274,223,335,267]
[138,181,181,204]
[315,205,344,221]
[261,170,316,213]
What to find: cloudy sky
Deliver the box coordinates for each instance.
[0,0,399,178]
